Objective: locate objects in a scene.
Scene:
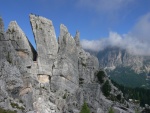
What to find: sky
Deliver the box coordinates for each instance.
[0,0,150,56]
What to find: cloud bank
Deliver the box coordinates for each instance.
[81,13,150,56]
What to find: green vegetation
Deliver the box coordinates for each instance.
[36,24,38,29]
[11,102,25,111]
[102,80,111,97]
[116,94,121,101]
[135,109,140,113]
[80,102,90,113]
[81,63,86,67]
[108,67,149,88]
[6,52,12,64]
[79,78,84,85]
[109,94,124,103]
[63,93,67,99]
[96,70,105,83]
[112,80,150,107]
[108,107,114,113]
[0,107,16,113]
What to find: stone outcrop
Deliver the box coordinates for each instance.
[74,31,81,47]
[0,15,138,113]
[30,14,58,75]
[0,18,34,113]
[6,21,36,68]
[0,17,4,34]
[0,17,5,41]
[51,24,79,93]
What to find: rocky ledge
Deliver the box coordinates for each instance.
[0,14,138,113]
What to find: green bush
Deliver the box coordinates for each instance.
[96,70,105,83]
[6,52,12,64]
[11,102,25,111]
[102,80,111,97]
[0,107,16,113]
[63,93,67,99]
[80,102,90,113]
[108,107,114,113]
[116,94,122,101]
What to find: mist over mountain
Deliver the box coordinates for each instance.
[81,13,150,56]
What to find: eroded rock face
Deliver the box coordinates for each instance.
[0,17,4,39]
[0,15,137,113]
[0,17,3,29]
[6,21,36,67]
[30,14,58,75]
[74,31,81,47]
[51,24,79,93]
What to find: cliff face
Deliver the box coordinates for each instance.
[0,15,136,113]
[97,47,150,87]
[98,47,150,73]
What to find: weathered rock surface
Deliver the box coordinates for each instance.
[74,31,81,47]
[0,15,138,113]
[51,24,79,93]
[30,14,58,75]
[0,17,4,36]
[6,21,36,68]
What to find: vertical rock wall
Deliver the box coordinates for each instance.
[30,14,58,76]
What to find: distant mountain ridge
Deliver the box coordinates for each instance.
[89,47,150,88]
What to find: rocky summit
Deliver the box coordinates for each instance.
[0,14,138,113]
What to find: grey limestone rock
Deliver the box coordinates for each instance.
[78,49,99,84]
[51,24,79,93]
[0,17,5,41]
[58,24,68,47]
[6,21,36,67]
[74,31,81,47]
[30,14,58,75]
[0,17,4,34]
[0,15,137,113]
[0,17,35,113]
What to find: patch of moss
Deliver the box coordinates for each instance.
[0,107,17,113]
[19,100,23,103]
[11,102,25,111]
[108,107,114,113]
[11,28,15,33]
[6,52,12,64]
[79,78,84,85]
[63,93,67,99]
[81,63,86,67]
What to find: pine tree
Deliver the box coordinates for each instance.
[80,102,90,113]
[102,80,111,97]
[108,107,114,113]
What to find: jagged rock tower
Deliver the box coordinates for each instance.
[0,14,136,113]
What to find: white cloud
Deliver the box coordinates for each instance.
[81,13,150,56]
[130,13,150,42]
